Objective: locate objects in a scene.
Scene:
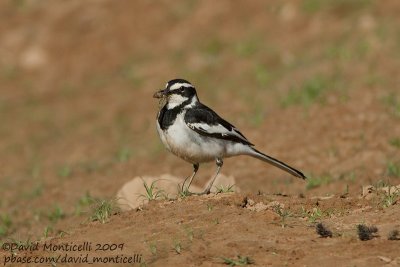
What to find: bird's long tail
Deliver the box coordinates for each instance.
[249,148,306,179]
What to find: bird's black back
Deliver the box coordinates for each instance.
[184,102,253,146]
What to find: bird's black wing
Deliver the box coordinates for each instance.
[184,104,254,146]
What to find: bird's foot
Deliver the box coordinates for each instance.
[180,191,210,197]
[178,186,195,197]
[179,184,212,196]
[191,189,211,196]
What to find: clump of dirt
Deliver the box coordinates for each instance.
[316,223,333,238]
[357,224,379,241]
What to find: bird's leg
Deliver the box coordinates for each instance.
[186,163,200,189]
[181,163,199,193]
[199,158,223,195]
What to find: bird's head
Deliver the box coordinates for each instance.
[153,79,198,108]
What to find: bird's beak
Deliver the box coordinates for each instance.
[153,89,167,99]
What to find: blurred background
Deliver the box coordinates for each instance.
[1,0,399,241]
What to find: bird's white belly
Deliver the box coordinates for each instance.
[157,115,226,163]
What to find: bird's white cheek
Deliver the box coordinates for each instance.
[167,95,188,109]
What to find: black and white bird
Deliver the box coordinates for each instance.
[154,79,306,195]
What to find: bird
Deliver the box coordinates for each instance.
[153,79,306,195]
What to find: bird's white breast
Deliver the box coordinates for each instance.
[157,111,223,163]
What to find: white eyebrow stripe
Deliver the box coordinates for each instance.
[169,83,193,90]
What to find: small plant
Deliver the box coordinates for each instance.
[119,59,145,87]
[30,163,41,179]
[75,191,96,215]
[177,185,192,198]
[0,214,12,237]
[140,179,165,201]
[388,230,400,240]
[58,230,68,238]
[375,179,390,189]
[57,165,72,178]
[357,224,378,241]
[222,255,254,266]
[201,38,223,56]
[340,184,349,198]
[206,203,214,211]
[173,240,182,254]
[254,64,271,87]
[249,104,265,127]
[281,75,328,108]
[301,207,323,223]
[306,174,332,190]
[316,223,333,238]
[272,204,292,227]
[302,0,323,13]
[43,226,53,238]
[381,187,399,208]
[235,38,259,58]
[90,199,118,224]
[382,92,400,117]
[149,242,157,255]
[389,137,400,148]
[79,160,101,174]
[47,205,65,223]
[116,147,132,162]
[185,227,194,242]
[24,183,43,199]
[338,171,356,183]
[309,208,323,223]
[216,184,235,193]
[386,161,400,177]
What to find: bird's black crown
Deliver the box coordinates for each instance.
[166,78,193,89]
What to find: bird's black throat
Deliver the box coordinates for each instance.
[158,98,192,130]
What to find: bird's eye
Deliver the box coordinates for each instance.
[180,87,185,91]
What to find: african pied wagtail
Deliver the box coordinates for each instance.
[154,79,306,195]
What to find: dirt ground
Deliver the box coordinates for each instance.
[1,1,400,266]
